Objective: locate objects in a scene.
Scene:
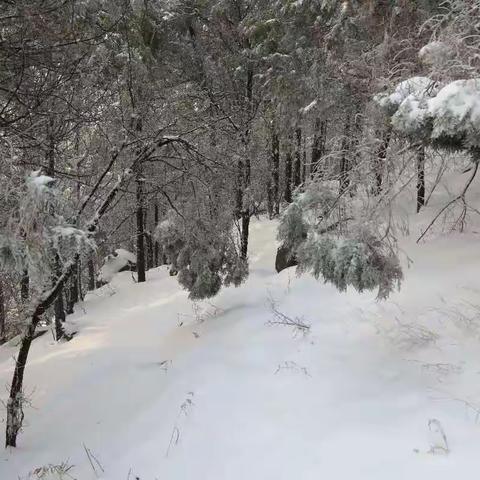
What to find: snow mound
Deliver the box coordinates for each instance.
[98,248,136,283]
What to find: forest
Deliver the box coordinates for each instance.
[1,1,480,479]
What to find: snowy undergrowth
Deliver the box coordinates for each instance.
[2,173,480,478]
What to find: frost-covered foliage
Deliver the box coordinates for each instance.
[429,79,480,150]
[374,77,438,138]
[418,41,454,69]
[375,77,437,114]
[278,184,402,299]
[155,211,248,300]
[0,172,93,294]
[421,0,480,80]
[296,230,402,299]
[376,76,480,154]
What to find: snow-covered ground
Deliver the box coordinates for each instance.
[2,173,480,479]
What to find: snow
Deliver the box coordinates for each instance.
[28,171,54,192]
[428,79,480,145]
[376,76,437,110]
[52,226,88,239]
[392,94,431,136]
[301,99,317,114]
[375,77,438,136]
[98,248,136,283]
[2,173,480,479]
[378,77,480,147]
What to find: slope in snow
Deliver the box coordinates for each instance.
[2,175,480,479]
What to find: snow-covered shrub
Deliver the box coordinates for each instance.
[374,77,437,115]
[155,210,248,300]
[296,228,402,299]
[278,184,402,299]
[374,77,438,140]
[428,79,480,151]
[376,76,480,156]
[0,171,94,295]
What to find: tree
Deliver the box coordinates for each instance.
[277,181,402,300]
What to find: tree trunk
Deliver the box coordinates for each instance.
[20,271,29,302]
[46,119,66,340]
[77,260,84,301]
[339,117,351,194]
[374,126,392,195]
[273,132,280,215]
[0,280,5,342]
[311,118,327,178]
[54,280,66,339]
[6,317,37,447]
[239,67,253,259]
[235,159,244,217]
[417,145,426,213]
[88,257,95,291]
[146,233,154,271]
[267,127,280,219]
[239,157,250,259]
[293,126,302,189]
[241,214,250,260]
[154,200,160,266]
[65,260,79,315]
[349,106,363,195]
[53,254,67,340]
[267,166,274,220]
[136,170,146,283]
[5,258,76,447]
[302,135,307,184]
[284,139,293,204]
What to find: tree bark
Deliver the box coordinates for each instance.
[339,117,351,194]
[65,260,79,315]
[0,280,5,342]
[273,131,280,215]
[284,138,293,204]
[46,118,66,340]
[311,117,327,178]
[154,200,160,266]
[53,265,66,340]
[374,126,391,195]
[267,127,280,219]
[238,67,254,259]
[241,214,250,259]
[146,232,154,271]
[5,259,76,447]
[293,126,302,189]
[6,316,37,447]
[136,170,146,282]
[77,260,84,301]
[20,271,29,302]
[87,257,95,291]
[302,135,307,184]
[417,145,426,213]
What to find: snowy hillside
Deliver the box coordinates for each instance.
[4,2,480,479]
[2,180,480,479]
